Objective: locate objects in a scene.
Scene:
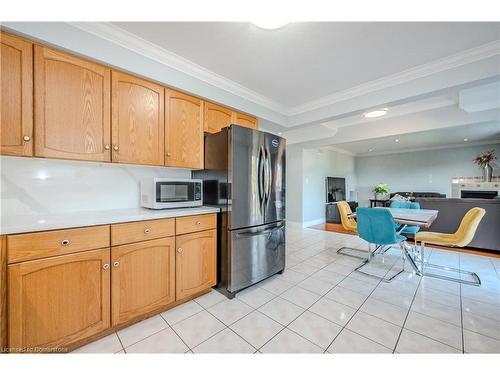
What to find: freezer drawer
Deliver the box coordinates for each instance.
[228,221,285,293]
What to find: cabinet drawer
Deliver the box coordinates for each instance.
[7,225,110,264]
[175,214,216,235]
[111,218,175,246]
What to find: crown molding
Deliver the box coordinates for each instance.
[288,40,500,116]
[355,139,500,157]
[59,24,500,127]
[68,22,290,115]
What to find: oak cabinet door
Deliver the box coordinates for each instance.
[111,237,175,326]
[175,229,216,300]
[8,249,110,352]
[232,111,258,130]
[34,46,111,162]
[111,71,164,166]
[204,102,232,134]
[165,88,204,169]
[0,32,33,156]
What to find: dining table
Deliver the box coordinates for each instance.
[347,207,439,228]
[346,206,480,285]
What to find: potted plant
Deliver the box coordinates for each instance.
[373,183,389,200]
[473,150,497,182]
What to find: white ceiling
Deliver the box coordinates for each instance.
[328,121,500,156]
[111,22,500,108]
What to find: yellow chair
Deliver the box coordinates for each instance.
[336,201,368,259]
[414,207,486,286]
[337,201,357,233]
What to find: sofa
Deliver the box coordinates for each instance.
[415,198,500,252]
[389,192,447,199]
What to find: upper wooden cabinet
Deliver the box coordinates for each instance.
[175,229,216,300]
[111,237,175,326]
[0,32,33,156]
[232,111,258,130]
[165,88,204,169]
[111,71,165,166]
[204,102,232,134]
[34,46,111,162]
[8,249,110,352]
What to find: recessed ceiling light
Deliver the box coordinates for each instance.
[395,139,399,143]
[278,132,282,135]
[364,108,388,118]
[368,149,373,152]
[252,21,289,30]
[463,138,468,142]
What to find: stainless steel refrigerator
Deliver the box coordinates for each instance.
[193,125,286,298]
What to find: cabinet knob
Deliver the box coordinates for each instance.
[23,135,31,142]
[104,145,110,150]
[196,221,201,225]
[61,239,70,246]
[113,146,119,151]
[177,248,183,254]
[167,152,171,157]
[144,228,151,234]
[103,263,110,270]
[113,261,120,268]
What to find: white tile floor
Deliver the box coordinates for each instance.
[73,226,500,354]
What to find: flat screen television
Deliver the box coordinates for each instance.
[326,177,346,203]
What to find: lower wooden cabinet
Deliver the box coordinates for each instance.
[175,229,217,300]
[8,249,110,352]
[111,237,175,326]
[5,215,217,352]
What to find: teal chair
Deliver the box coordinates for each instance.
[354,207,409,282]
[390,201,421,236]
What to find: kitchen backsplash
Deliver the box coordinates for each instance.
[0,156,191,217]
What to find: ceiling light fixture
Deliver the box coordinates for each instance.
[364,108,388,118]
[368,149,373,152]
[252,21,289,30]
[395,139,400,143]
[464,138,468,142]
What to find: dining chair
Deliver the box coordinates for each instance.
[336,201,367,258]
[389,200,421,236]
[354,207,408,282]
[414,207,486,286]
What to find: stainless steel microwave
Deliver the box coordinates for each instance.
[140,178,203,209]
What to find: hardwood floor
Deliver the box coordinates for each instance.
[309,222,500,259]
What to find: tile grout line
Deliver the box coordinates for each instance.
[158,310,192,353]
[324,253,401,353]
[459,255,465,354]
[391,267,423,353]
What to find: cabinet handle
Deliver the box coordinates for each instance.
[61,239,70,246]
[113,261,120,268]
[113,146,119,151]
[103,263,110,270]
[177,248,183,254]
[144,228,151,234]
[104,145,110,150]
[23,135,31,142]
[166,152,171,157]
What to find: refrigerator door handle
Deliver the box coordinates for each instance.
[234,221,285,238]
[264,147,272,204]
[258,146,265,205]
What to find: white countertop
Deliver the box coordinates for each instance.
[0,206,220,235]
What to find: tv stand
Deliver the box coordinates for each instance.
[326,201,358,224]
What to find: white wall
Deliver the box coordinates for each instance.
[285,144,303,224]
[0,156,190,217]
[286,146,357,227]
[355,143,500,206]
